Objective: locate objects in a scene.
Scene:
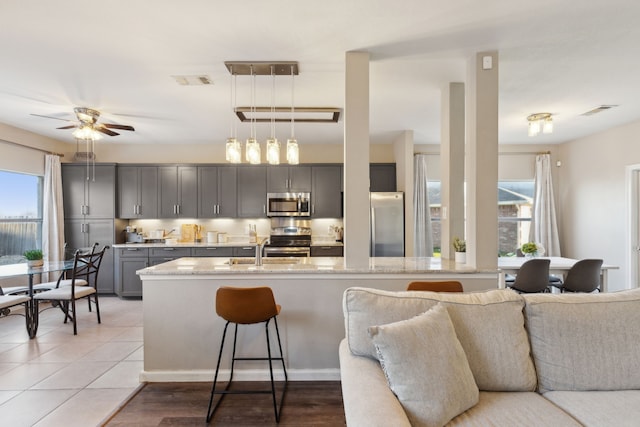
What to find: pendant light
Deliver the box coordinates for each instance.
[225,66,242,163]
[245,65,261,164]
[266,65,280,165]
[286,64,299,165]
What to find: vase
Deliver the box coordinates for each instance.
[27,259,44,267]
[454,252,466,263]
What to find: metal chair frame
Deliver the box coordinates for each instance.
[206,288,288,423]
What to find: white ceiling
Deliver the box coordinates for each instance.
[1,0,639,147]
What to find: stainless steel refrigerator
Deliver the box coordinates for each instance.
[370,192,405,257]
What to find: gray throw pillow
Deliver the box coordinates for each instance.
[369,304,479,427]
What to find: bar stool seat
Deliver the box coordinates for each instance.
[206,286,288,423]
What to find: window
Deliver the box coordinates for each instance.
[498,181,534,257]
[0,170,43,265]
[425,180,534,257]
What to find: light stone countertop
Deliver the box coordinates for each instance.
[137,256,491,275]
[113,240,344,248]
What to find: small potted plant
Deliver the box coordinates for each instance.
[24,249,44,267]
[453,237,466,263]
[521,242,545,258]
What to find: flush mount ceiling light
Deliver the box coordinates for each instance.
[527,112,553,137]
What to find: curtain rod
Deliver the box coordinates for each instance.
[1,138,64,157]
[415,151,551,156]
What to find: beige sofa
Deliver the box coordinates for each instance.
[339,287,640,427]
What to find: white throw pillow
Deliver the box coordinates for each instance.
[369,304,479,427]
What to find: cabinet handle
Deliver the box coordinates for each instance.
[312,204,315,214]
[263,204,266,214]
[216,204,220,215]
[126,248,140,251]
[177,204,181,215]
[206,247,218,250]
[137,204,141,215]
[163,248,175,251]
[241,247,253,250]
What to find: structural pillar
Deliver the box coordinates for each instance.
[393,130,414,256]
[343,51,370,268]
[440,82,465,260]
[465,51,499,269]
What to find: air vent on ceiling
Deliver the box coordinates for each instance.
[171,75,213,86]
[580,105,618,116]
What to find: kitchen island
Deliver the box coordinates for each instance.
[138,256,498,382]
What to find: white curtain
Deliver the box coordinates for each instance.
[531,153,561,256]
[414,154,434,256]
[42,155,65,263]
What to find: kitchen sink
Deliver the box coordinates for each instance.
[227,257,302,265]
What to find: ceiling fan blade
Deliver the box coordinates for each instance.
[56,125,77,130]
[102,123,135,131]
[95,126,119,137]
[31,113,73,122]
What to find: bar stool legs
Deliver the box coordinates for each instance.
[206,316,288,423]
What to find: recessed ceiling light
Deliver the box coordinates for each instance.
[171,75,213,86]
[581,105,618,116]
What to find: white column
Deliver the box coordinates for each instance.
[466,51,499,269]
[440,82,465,260]
[344,51,370,268]
[393,130,414,256]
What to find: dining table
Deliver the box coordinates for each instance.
[0,260,74,338]
[497,256,619,293]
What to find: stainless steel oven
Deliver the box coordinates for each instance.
[267,192,311,217]
[263,246,310,257]
[266,218,311,257]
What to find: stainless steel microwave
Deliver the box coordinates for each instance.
[266,192,311,217]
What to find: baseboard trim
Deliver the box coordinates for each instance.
[139,368,341,383]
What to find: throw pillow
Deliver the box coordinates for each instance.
[369,304,479,427]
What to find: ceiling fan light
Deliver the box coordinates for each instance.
[542,117,553,134]
[266,138,280,165]
[286,138,299,165]
[72,125,102,140]
[225,138,242,163]
[246,138,261,164]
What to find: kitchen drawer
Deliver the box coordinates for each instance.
[233,246,256,257]
[311,246,343,257]
[149,247,192,258]
[192,247,234,257]
[117,247,150,258]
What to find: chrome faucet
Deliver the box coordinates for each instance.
[255,237,270,266]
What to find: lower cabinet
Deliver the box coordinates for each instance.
[311,246,344,257]
[115,246,236,297]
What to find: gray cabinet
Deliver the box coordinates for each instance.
[311,246,343,257]
[233,246,256,257]
[118,166,158,219]
[159,166,198,218]
[62,164,115,219]
[267,166,311,193]
[115,247,148,297]
[197,166,237,218]
[64,219,115,294]
[192,247,234,257]
[370,164,397,192]
[311,165,342,218]
[237,166,267,218]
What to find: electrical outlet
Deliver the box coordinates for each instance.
[482,56,492,70]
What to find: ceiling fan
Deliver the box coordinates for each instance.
[32,107,135,138]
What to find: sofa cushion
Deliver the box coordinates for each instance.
[369,304,479,427]
[448,392,582,426]
[343,287,536,391]
[543,390,640,427]
[524,288,640,393]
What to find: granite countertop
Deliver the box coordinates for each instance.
[137,256,491,275]
[113,240,344,248]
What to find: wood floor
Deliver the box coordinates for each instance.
[105,381,347,426]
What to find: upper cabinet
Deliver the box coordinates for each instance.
[62,164,116,219]
[311,165,342,218]
[237,166,267,218]
[158,166,198,218]
[117,166,158,219]
[197,166,237,218]
[370,163,397,192]
[267,166,311,193]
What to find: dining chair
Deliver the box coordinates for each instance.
[33,245,109,335]
[507,259,551,293]
[554,259,603,293]
[0,287,31,326]
[407,281,463,292]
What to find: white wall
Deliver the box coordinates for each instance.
[558,119,640,291]
[0,123,70,175]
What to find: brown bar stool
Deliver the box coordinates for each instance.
[206,286,288,423]
[407,281,464,292]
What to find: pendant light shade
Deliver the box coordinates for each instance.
[225,138,241,163]
[246,138,261,164]
[286,138,299,164]
[266,66,280,164]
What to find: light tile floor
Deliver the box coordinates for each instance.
[0,297,143,427]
